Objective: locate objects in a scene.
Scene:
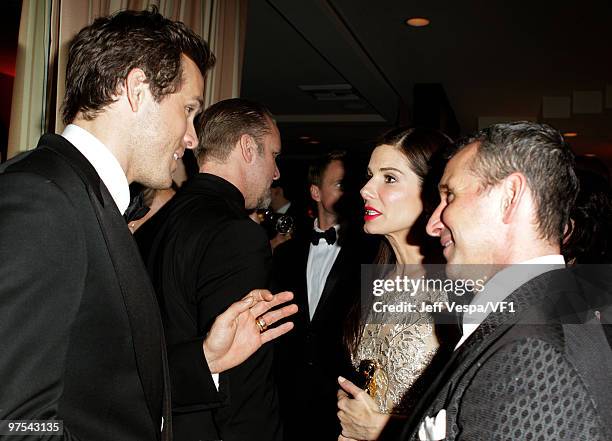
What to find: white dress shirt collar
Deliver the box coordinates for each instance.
[455,254,565,349]
[61,124,130,214]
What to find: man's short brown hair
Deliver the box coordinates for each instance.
[307,150,347,187]
[62,7,215,125]
[195,98,274,163]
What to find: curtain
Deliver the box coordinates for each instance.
[7,0,52,159]
[7,0,247,159]
[202,0,247,109]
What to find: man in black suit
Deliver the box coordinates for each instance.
[272,152,376,440]
[136,98,287,441]
[339,122,612,440]
[0,10,296,441]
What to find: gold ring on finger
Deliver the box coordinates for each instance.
[256,317,268,333]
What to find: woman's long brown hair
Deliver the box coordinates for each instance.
[344,127,454,358]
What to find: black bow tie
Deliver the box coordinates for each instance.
[123,192,150,223]
[311,227,337,246]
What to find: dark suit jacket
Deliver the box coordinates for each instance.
[271,227,376,441]
[136,173,281,441]
[400,268,612,441]
[0,135,215,440]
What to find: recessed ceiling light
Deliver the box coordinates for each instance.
[563,132,578,138]
[308,140,320,145]
[299,136,310,140]
[406,17,430,27]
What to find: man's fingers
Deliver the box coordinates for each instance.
[337,388,349,401]
[337,410,353,430]
[259,322,294,344]
[259,303,298,327]
[245,288,274,303]
[215,289,275,326]
[216,293,256,325]
[250,290,294,317]
[338,376,365,398]
[337,410,345,424]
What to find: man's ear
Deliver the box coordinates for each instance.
[562,218,575,245]
[310,184,321,202]
[501,172,527,224]
[124,68,149,112]
[239,134,257,163]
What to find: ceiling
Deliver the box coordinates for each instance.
[240,0,612,168]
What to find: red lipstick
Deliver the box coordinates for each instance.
[364,206,382,222]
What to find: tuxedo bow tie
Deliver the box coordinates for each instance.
[311,227,337,245]
[123,192,150,223]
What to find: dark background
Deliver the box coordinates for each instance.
[241,0,612,203]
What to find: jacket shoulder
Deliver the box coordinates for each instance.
[1,138,87,194]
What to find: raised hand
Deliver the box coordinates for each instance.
[203,289,297,373]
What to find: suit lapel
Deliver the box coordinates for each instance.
[298,238,313,321]
[43,137,169,439]
[93,188,166,437]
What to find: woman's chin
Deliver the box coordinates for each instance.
[364,223,389,236]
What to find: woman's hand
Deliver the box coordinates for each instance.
[337,376,389,440]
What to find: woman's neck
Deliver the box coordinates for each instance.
[386,233,423,265]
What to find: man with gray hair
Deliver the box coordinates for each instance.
[403,122,611,440]
[136,98,284,441]
[338,122,612,440]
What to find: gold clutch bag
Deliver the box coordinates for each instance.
[357,359,385,397]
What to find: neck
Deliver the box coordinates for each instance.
[501,242,560,264]
[128,188,175,233]
[150,188,175,211]
[386,232,423,264]
[317,211,337,231]
[72,117,132,182]
[199,161,247,207]
[499,226,560,264]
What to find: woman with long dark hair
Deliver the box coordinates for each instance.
[337,127,452,441]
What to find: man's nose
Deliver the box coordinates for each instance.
[184,122,197,150]
[426,202,445,237]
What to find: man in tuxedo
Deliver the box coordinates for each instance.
[273,151,376,440]
[0,10,296,441]
[339,122,612,440]
[136,98,286,441]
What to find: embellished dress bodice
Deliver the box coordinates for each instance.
[353,284,446,414]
